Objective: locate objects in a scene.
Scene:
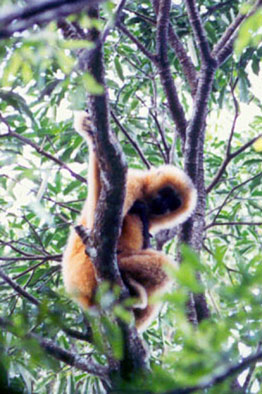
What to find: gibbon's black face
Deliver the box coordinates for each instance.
[148,186,182,216]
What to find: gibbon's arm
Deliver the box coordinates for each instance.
[74,112,101,228]
[62,112,100,309]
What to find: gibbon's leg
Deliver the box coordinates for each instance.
[62,113,101,308]
[143,165,198,233]
[118,249,174,331]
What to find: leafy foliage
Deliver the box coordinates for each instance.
[0,0,262,393]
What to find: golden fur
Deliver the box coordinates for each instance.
[62,112,197,331]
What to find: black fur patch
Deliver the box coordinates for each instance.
[129,200,151,248]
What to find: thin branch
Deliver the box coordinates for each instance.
[117,4,188,143]
[207,134,262,194]
[0,115,86,183]
[203,1,238,18]
[206,221,262,230]
[0,254,61,262]
[168,25,198,95]
[212,0,262,65]
[101,0,128,42]
[149,109,170,161]
[111,111,151,169]
[207,83,239,193]
[243,343,262,391]
[43,195,81,214]
[0,0,105,39]
[0,268,39,306]
[124,7,156,25]
[184,0,213,65]
[210,171,262,224]
[0,265,92,343]
[117,22,156,62]
[212,15,246,58]
[134,93,168,162]
[125,5,198,94]
[12,261,49,280]
[61,326,92,342]
[0,317,108,379]
[231,135,262,161]
[166,348,262,394]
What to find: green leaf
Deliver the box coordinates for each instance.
[114,57,124,81]
[82,72,104,95]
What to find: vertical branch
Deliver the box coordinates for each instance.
[77,6,148,379]
[184,65,216,186]
[179,1,218,322]
[168,26,198,95]
[180,65,216,322]
[185,0,213,64]
[155,0,187,144]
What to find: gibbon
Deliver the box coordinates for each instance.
[62,112,197,331]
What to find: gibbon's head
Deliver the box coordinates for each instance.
[74,111,93,141]
[144,165,197,233]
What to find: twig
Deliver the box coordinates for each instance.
[212,0,262,65]
[206,221,262,230]
[117,22,156,62]
[207,134,262,194]
[124,7,156,25]
[134,93,167,162]
[0,115,86,183]
[209,171,262,225]
[243,343,262,391]
[165,348,262,393]
[126,5,198,94]
[0,268,39,305]
[0,317,108,379]
[111,111,151,169]
[0,255,61,262]
[0,0,104,39]
[149,109,170,160]
[203,1,238,18]
[101,0,128,42]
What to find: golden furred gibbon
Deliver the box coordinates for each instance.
[62,112,197,332]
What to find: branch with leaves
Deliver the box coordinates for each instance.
[0,316,108,379]
[0,0,105,39]
[0,114,86,183]
[165,347,262,393]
